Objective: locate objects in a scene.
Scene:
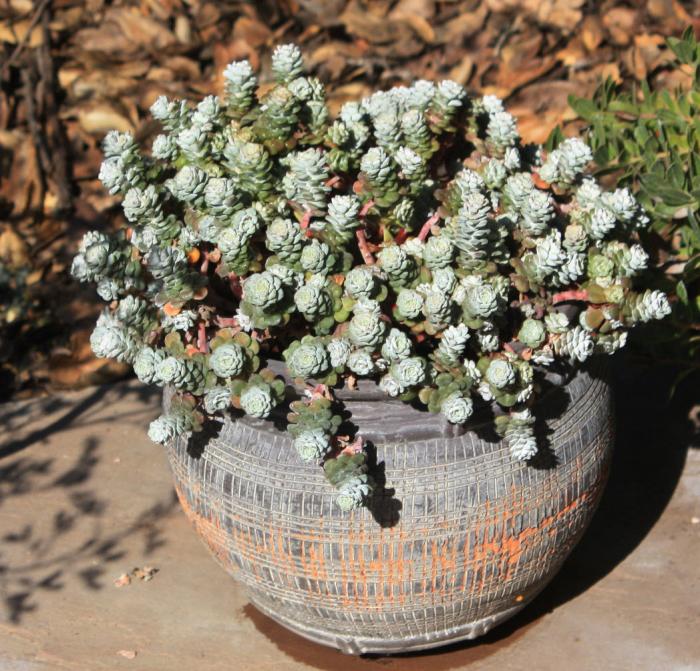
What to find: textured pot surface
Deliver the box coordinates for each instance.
[166,362,613,654]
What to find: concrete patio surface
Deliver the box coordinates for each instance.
[0,364,698,671]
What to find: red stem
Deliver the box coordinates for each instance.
[197,322,208,353]
[356,229,375,265]
[359,199,375,218]
[417,212,440,241]
[394,228,409,245]
[552,289,589,304]
[300,209,313,230]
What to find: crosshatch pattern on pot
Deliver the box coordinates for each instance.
[166,362,611,651]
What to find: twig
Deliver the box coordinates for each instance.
[37,8,73,212]
[21,64,47,215]
[2,0,51,73]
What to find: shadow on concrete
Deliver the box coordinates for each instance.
[1,383,159,460]
[0,383,178,623]
[242,356,698,669]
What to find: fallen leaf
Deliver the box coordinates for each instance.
[0,19,43,47]
[114,573,131,588]
[556,38,587,68]
[508,80,583,144]
[232,16,272,48]
[581,15,604,52]
[132,566,159,582]
[603,8,638,47]
[76,105,134,135]
[448,55,474,86]
[389,0,435,20]
[117,650,137,659]
[0,227,29,267]
[174,15,193,45]
[436,5,488,44]
[108,7,177,51]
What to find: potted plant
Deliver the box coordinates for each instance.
[72,44,670,654]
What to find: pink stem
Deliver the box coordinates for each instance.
[300,209,313,230]
[356,229,375,265]
[359,199,375,218]
[197,322,208,353]
[417,212,440,241]
[340,435,365,456]
[325,175,341,188]
[552,289,589,304]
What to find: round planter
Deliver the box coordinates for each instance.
[165,361,613,654]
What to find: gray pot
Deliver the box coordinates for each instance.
[165,361,613,654]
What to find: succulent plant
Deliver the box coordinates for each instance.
[209,343,246,379]
[73,44,669,513]
[381,328,413,361]
[203,386,232,414]
[395,288,424,320]
[293,428,331,461]
[285,338,330,379]
[441,393,474,424]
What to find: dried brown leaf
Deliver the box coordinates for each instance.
[132,566,159,582]
[436,5,488,44]
[108,7,177,51]
[233,16,272,48]
[340,4,412,45]
[0,19,43,46]
[114,573,131,588]
[487,54,558,99]
[389,0,435,20]
[507,80,582,144]
[581,15,604,52]
[556,37,587,68]
[396,14,435,44]
[76,105,134,135]
[603,8,638,47]
[174,14,194,45]
[0,227,29,267]
[448,55,474,86]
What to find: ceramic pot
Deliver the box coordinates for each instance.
[165,361,612,654]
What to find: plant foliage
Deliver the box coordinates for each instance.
[553,27,699,372]
[73,44,670,511]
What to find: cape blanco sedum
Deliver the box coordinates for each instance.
[72,44,670,511]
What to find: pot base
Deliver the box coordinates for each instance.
[248,596,532,655]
